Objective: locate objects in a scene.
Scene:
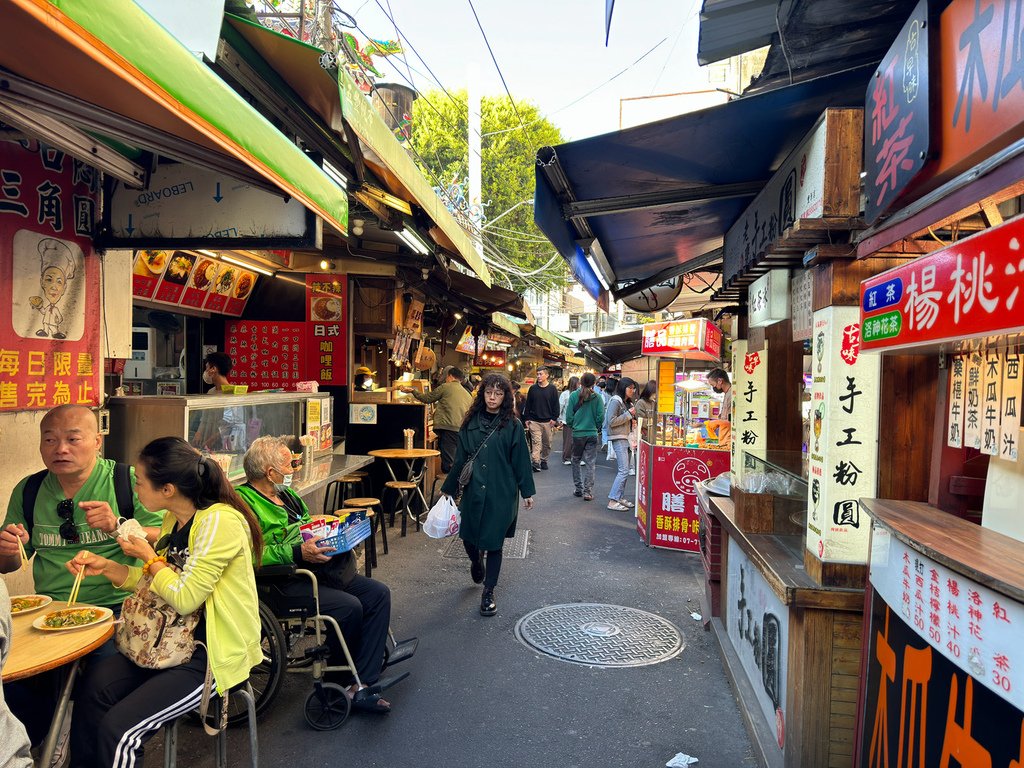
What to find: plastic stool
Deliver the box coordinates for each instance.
[343,497,387,559]
[383,480,418,537]
[163,683,258,768]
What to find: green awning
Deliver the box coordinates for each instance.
[33,0,347,233]
[491,313,522,337]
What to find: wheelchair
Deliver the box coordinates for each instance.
[229,563,418,730]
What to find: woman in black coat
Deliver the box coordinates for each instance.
[441,373,536,616]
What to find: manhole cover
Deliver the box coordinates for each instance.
[514,603,685,667]
[442,529,529,559]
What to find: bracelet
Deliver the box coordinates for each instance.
[142,555,166,575]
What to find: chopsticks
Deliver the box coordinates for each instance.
[16,534,29,569]
[68,562,85,607]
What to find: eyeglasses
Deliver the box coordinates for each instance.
[56,498,79,543]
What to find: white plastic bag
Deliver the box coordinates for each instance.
[423,495,461,539]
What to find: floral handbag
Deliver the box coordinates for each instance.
[115,569,201,670]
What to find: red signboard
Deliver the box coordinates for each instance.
[860,214,1024,350]
[132,250,255,317]
[305,275,347,386]
[864,0,931,224]
[0,140,101,411]
[636,438,651,540]
[226,321,305,390]
[646,446,730,552]
[641,318,723,361]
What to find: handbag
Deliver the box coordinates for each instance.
[457,420,501,492]
[115,569,200,670]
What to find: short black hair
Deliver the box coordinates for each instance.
[203,351,233,376]
[537,366,549,375]
[447,366,465,381]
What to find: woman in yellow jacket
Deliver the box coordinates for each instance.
[66,437,263,768]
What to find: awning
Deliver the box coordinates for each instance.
[491,313,522,338]
[226,15,491,285]
[534,66,872,292]
[0,0,348,235]
[582,330,643,366]
[424,269,525,320]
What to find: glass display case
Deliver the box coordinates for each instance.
[105,392,332,482]
[736,449,808,553]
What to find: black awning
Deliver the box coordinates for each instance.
[582,330,642,366]
[535,66,872,289]
[424,269,526,320]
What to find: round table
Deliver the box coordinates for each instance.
[5,602,115,766]
[368,449,440,535]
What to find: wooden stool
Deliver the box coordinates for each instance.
[323,476,362,514]
[343,497,387,560]
[383,480,418,537]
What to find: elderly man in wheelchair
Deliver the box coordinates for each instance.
[237,437,414,727]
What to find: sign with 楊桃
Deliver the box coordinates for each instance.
[748,270,791,328]
[731,339,769,487]
[806,306,881,565]
[860,214,1024,351]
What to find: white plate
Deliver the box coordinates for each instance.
[33,605,113,632]
[10,594,52,615]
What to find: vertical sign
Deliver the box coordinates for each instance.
[305,275,348,386]
[657,360,676,414]
[947,354,966,448]
[0,140,101,411]
[791,270,813,341]
[982,346,1003,456]
[863,0,931,224]
[226,321,305,389]
[963,351,983,450]
[1001,340,1022,461]
[636,436,650,540]
[731,339,769,487]
[805,306,881,564]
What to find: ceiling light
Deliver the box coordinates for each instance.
[319,259,335,271]
[221,254,274,276]
[196,249,218,258]
[454,312,463,320]
[351,218,365,237]
[322,160,349,190]
[397,226,432,255]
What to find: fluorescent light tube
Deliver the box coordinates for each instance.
[221,254,274,276]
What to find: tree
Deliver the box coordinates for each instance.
[409,90,568,293]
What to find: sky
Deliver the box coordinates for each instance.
[347,0,710,142]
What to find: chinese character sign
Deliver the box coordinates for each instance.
[305,275,347,386]
[636,438,650,540]
[1000,341,1022,461]
[947,340,1023,461]
[861,215,1024,350]
[226,321,305,390]
[647,446,729,552]
[0,140,100,411]
[863,0,930,224]
[641,319,722,361]
[806,307,881,565]
[731,339,768,487]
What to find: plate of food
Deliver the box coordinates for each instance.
[33,606,113,632]
[139,250,169,275]
[233,272,254,300]
[215,267,237,295]
[191,259,217,290]
[11,594,52,615]
[162,253,196,285]
[312,297,341,321]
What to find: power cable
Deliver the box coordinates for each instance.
[465,0,527,131]
[649,0,699,95]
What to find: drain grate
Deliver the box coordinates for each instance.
[514,603,684,667]
[442,529,530,559]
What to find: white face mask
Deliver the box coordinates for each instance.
[278,474,293,489]
[202,370,214,385]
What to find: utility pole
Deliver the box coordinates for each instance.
[467,63,483,258]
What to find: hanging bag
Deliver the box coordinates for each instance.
[423,494,461,538]
[115,569,200,670]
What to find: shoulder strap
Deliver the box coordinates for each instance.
[20,468,49,532]
[114,462,135,520]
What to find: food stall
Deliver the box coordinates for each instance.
[636,319,730,552]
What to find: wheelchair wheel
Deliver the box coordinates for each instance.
[304,682,351,730]
[228,601,286,725]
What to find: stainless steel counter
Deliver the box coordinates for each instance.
[289,454,374,499]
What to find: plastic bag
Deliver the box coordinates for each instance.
[423,495,461,539]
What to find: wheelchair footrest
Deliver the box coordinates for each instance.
[303,643,331,661]
[369,672,409,694]
[384,637,418,669]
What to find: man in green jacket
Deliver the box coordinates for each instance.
[401,366,473,472]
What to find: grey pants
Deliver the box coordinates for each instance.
[571,436,598,494]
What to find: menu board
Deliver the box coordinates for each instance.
[305,275,347,386]
[132,250,256,317]
[226,321,305,389]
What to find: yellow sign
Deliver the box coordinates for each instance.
[657,360,676,414]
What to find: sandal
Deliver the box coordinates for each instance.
[583,493,593,501]
[607,500,629,511]
[350,687,392,714]
[618,499,635,508]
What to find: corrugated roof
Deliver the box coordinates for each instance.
[697,0,779,66]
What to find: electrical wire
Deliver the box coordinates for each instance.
[649,0,700,95]
[465,0,527,131]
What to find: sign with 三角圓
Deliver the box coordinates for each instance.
[106,162,321,248]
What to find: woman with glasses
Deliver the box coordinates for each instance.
[66,436,264,768]
[441,373,536,617]
[236,437,393,714]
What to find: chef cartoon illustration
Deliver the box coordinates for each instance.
[29,237,76,339]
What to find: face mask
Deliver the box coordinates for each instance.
[202,370,214,385]
[277,474,293,490]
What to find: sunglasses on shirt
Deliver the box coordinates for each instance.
[56,498,80,543]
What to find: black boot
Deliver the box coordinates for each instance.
[470,553,484,584]
[480,588,496,616]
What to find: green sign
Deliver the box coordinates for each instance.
[862,311,902,342]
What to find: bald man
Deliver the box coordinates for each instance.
[0,405,161,609]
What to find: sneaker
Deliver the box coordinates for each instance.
[628,468,636,476]
[583,492,593,501]
[563,460,571,465]
[470,555,484,584]
[532,463,541,472]
[540,461,549,470]
[574,489,583,497]
[480,588,497,616]
[580,461,586,466]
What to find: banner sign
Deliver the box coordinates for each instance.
[863,0,931,224]
[860,214,1024,351]
[0,139,101,411]
[305,275,347,386]
[946,339,1023,461]
[641,318,723,361]
[647,446,730,552]
[226,321,305,389]
[132,249,256,317]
